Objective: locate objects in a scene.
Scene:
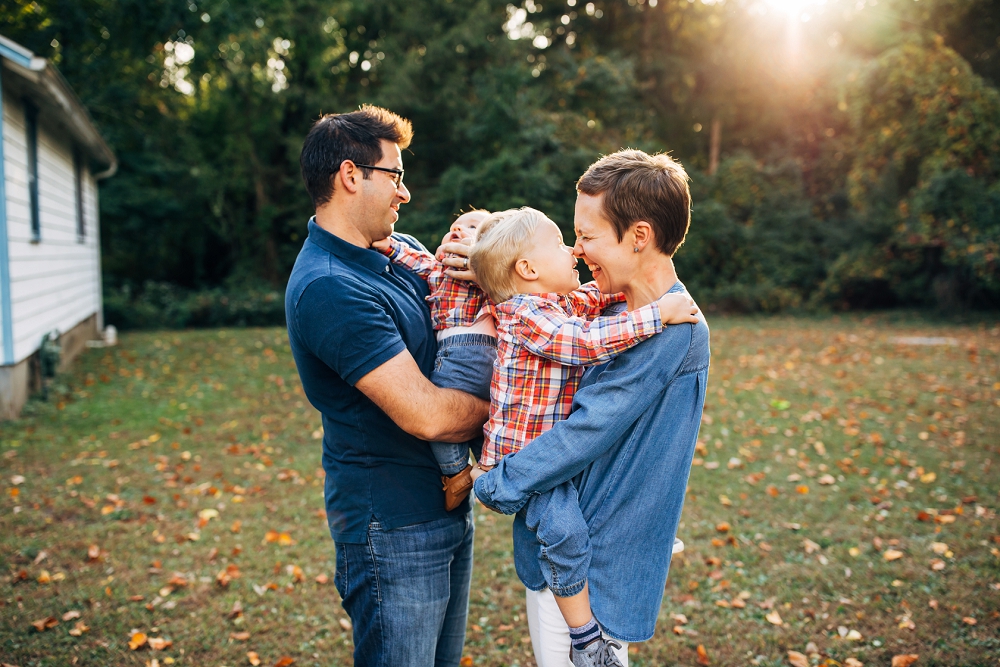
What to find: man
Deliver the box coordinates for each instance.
[285,105,489,667]
[473,150,710,666]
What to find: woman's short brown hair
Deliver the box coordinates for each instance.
[576,149,691,257]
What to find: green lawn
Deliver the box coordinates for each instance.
[1,316,998,667]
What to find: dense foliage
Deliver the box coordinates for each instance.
[2,0,998,321]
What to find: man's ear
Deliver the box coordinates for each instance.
[631,221,653,252]
[514,258,538,282]
[333,161,362,194]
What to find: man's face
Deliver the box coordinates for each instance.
[359,139,410,243]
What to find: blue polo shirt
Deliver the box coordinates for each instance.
[286,219,469,544]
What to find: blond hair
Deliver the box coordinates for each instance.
[469,207,547,303]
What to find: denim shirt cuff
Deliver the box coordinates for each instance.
[473,471,524,515]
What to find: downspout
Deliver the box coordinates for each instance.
[0,66,14,365]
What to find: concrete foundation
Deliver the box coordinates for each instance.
[0,312,100,420]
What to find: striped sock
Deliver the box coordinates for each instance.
[569,617,601,651]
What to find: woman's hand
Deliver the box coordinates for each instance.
[657,292,700,324]
[437,238,477,283]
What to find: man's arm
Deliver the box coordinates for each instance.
[356,349,489,443]
[474,323,695,514]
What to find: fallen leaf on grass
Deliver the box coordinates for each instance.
[696,644,710,666]
[68,621,89,636]
[844,659,864,667]
[460,658,473,667]
[930,559,945,571]
[231,631,251,641]
[883,549,904,561]
[715,522,730,533]
[962,617,977,625]
[148,637,173,650]
[803,539,820,554]
[248,652,261,666]
[846,629,863,641]
[339,617,352,631]
[62,610,81,621]
[87,545,101,561]
[315,573,329,584]
[891,655,918,667]
[671,613,688,624]
[264,530,295,546]
[129,632,148,650]
[273,658,295,667]
[765,611,783,626]
[286,565,304,583]
[787,650,808,667]
[930,542,949,555]
[30,617,58,632]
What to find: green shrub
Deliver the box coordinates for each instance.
[104,282,285,330]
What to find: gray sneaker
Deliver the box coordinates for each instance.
[570,636,625,667]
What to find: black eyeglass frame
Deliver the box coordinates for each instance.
[353,163,405,188]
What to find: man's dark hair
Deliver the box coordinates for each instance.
[299,105,413,207]
[576,149,691,257]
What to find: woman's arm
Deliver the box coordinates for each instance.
[474,323,695,514]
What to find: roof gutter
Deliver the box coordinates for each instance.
[0,34,117,177]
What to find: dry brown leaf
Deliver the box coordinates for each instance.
[883,549,904,561]
[765,611,783,626]
[230,631,251,641]
[315,573,329,584]
[62,610,82,621]
[787,650,809,667]
[891,655,919,667]
[273,658,295,667]
[962,617,977,625]
[339,617,352,631]
[696,644,710,666]
[248,652,261,666]
[715,522,731,533]
[844,658,864,667]
[129,632,148,650]
[30,617,58,632]
[68,621,89,636]
[86,544,100,561]
[148,637,172,650]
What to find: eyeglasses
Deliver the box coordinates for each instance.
[354,163,405,188]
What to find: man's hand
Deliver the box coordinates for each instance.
[437,239,477,283]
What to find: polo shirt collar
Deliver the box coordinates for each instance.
[308,217,390,274]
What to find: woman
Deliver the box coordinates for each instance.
[470,149,711,667]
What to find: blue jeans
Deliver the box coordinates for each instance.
[429,334,496,475]
[335,513,475,667]
[520,480,591,597]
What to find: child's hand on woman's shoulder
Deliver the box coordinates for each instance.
[657,292,700,325]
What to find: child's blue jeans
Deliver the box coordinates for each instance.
[429,333,496,475]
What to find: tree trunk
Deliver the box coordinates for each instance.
[709,116,721,176]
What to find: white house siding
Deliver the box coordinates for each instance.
[2,88,102,365]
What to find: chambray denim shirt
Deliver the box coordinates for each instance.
[474,281,710,642]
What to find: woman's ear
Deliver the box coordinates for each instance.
[514,257,538,282]
[631,221,653,252]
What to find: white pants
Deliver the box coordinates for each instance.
[524,587,629,667]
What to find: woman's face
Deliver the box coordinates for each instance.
[572,193,634,294]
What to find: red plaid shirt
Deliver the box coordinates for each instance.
[481,283,664,466]
[383,239,491,330]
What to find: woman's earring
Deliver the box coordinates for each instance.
[633,247,639,253]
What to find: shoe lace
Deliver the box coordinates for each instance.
[599,639,624,667]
